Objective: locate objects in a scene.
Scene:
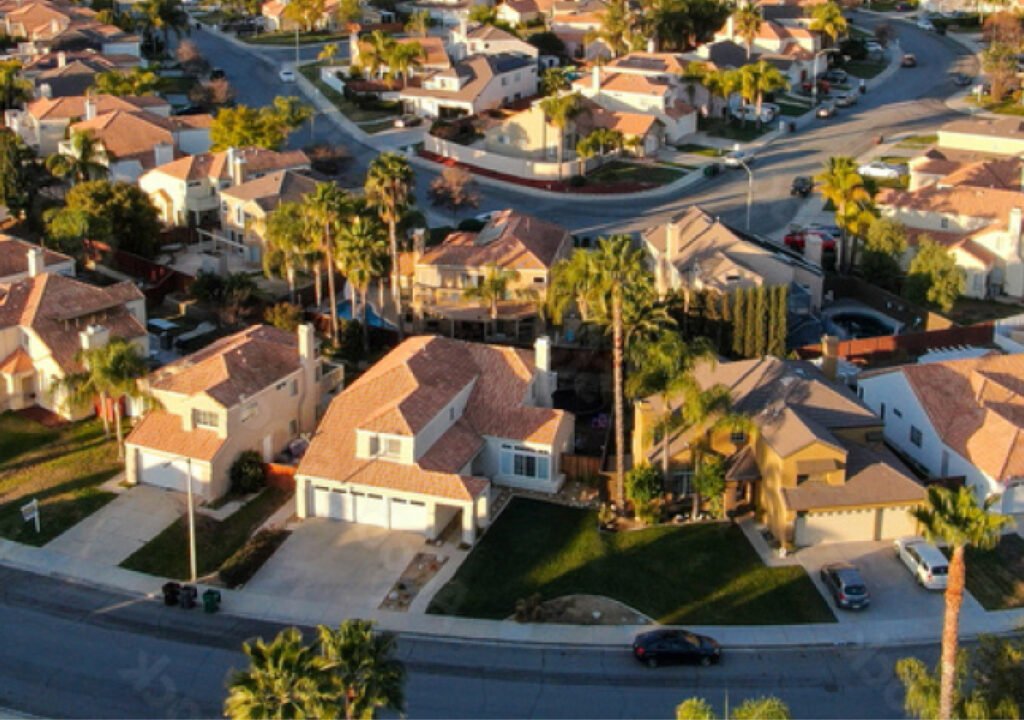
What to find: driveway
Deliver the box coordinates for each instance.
[45,485,182,565]
[797,540,987,624]
[244,519,424,612]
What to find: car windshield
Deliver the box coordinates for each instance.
[844,584,867,595]
[932,566,948,576]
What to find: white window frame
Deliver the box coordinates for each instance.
[192,408,218,428]
[499,443,550,480]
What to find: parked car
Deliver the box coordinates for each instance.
[902,53,918,67]
[724,149,755,168]
[836,91,858,107]
[633,629,722,667]
[731,104,776,123]
[824,68,848,84]
[894,536,949,590]
[807,223,841,241]
[393,114,423,128]
[816,102,837,119]
[278,68,296,82]
[784,228,836,253]
[820,563,871,610]
[916,16,935,30]
[858,161,906,180]
[791,176,813,197]
[865,40,884,53]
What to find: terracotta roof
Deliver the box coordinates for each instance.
[26,93,167,121]
[606,52,689,75]
[940,116,1024,140]
[938,156,1023,191]
[419,209,570,271]
[219,169,317,212]
[145,147,310,182]
[876,185,1024,227]
[591,107,659,136]
[902,227,999,269]
[0,346,33,374]
[575,71,671,96]
[125,409,225,462]
[468,23,520,41]
[70,110,212,166]
[147,325,302,408]
[0,236,71,279]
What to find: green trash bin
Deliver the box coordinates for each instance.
[202,588,221,614]
[703,163,720,178]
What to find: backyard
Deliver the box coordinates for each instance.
[946,297,1024,326]
[955,534,1024,611]
[428,499,835,625]
[0,413,121,546]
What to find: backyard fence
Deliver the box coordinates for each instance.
[561,454,603,481]
[798,322,995,364]
[424,135,598,181]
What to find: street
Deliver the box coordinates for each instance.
[0,565,934,718]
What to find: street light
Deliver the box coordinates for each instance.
[738,159,754,232]
[162,455,197,583]
[295,26,300,70]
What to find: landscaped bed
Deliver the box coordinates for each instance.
[954,534,1024,611]
[0,413,121,546]
[584,161,684,188]
[121,487,291,580]
[428,498,835,625]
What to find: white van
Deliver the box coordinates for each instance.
[894,536,949,590]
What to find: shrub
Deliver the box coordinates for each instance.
[230,450,266,494]
[568,174,586,187]
[597,502,616,528]
[635,499,662,527]
[626,463,662,506]
[219,528,290,588]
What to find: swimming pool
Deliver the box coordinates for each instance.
[825,311,898,340]
[336,300,396,330]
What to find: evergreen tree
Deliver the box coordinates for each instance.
[719,292,731,356]
[743,286,757,358]
[731,290,745,357]
[770,285,788,357]
[754,286,767,357]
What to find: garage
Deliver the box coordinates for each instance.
[307,483,433,534]
[352,491,388,527]
[389,498,428,532]
[1003,482,1024,514]
[312,486,352,520]
[878,506,919,538]
[138,451,190,493]
[796,509,878,545]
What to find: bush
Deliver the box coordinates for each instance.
[635,499,662,527]
[230,450,266,494]
[428,225,454,246]
[218,528,290,588]
[626,463,662,506]
[568,174,586,187]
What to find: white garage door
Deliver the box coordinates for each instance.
[312,486,353,520]
[1003,483,1024,514]
[353,491,388,527]
[796,509,878,546]
[138,451,189,493]
[389,498,429,532]
[878,506,919,539]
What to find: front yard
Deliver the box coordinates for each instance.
[699,117,772,143]
[428,499,834,625]
[585,161,685,188]
[298,64,401,131]
[841,60,889,79]
[0,413,121,546]
[956,534,1024,611]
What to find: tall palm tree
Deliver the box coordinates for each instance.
[547,247,600,326]
[365,152,415,342]
[46,131,107,184]
[734,3,763,60]
[405,9,430,37]
[808,1,848,46]
[104,339,150,459]
[911,486,1012,720]
[463,263,522,332]
[815,156,872,274]
[225,628,336,719]
[386,42,423,88]
[316,620,405,720]
[743,60,790,118]
[262,200,312,303]
[304,182,352,342]
[586,0,637,57]
[357,30,396,79]
[539,92,582,180]
[336,214,389,353]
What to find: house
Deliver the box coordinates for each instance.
[714,14,819,55]
[936,117,1024,157]
[448,21,540,61]
[60,108,214,182]
[632,356,926,546]
[642,206,824,311]
[351,33,452,78]
[139,147,311,227]
[219,169,318,263]
[399,53,538,119]
[125,324,344,500]
[24,50,139,98]
[0,263,147,418]
[408,209,573,340]
[0,237,74,283]
[5,93,170,155]
[3,1,141,56]
[550,0,609,59]
[572,66,697,142]
[496,0,541,25]
[858,353,1024,514]
[295,335,574,544]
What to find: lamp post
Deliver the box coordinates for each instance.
[295,25,300,70]
[163,456,197,583]
[738,159,754,231]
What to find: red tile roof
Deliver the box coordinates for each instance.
[125,408,225,462]
[419,209,571,272]
[0,236,71,278]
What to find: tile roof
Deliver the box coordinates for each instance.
[401,54,498,103]
[125,408,225,462]
[70,110,212,166]
[26,93,167,121]
[0,346,33,374]
[146,147,310,182]
[938,156,1023,191]
[941,116,1024,140]
[147,325,302,408]
[219,169,317,211]
[0,236,71,278]
[575,70,671,96]
[876,184,1024,227]
[419,209,570,271]
[606,52,689,75]
[468,23,521,41]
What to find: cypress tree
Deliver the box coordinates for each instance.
[754,286,767,357]
[743,286,757,358]
[770,285,789,357]
[719,291,731,355]
[731,289,745,357]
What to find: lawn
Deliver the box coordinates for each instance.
[244,30,349,45]
[298,64,400,130]
[947,297,1024,325]
[952,535,1024,611]
[158,75,197,96]
[699,117,771,143]
[428,499,835,625]
[0,414,121,546]
[675,143,723,157]
[896,133,938,149]
[966,95,1024,117]
[776,101,811,117]
[120,487,291,579]
[585,161,684,187]
[842,61,888,79]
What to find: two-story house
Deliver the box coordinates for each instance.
[448,20,541,61]
[858,353,1024,514]
[572,66,697,142]
[218,169,318,264]
[399,53,538,119]
[24,50,140,98]
[0,261,147,418]
[408,209,573,341]
[0,237,74,283]
[295,335,574,544]
[125,324,344,500]
[633,356,925,547]
[139,147,311,227]
[550,0,609,59]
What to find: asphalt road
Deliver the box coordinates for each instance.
[0,565,939,719]
[188,15,976,237]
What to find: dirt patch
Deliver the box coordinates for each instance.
[511,594,652,625]
[379,552,447,611]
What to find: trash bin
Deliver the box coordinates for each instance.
[789,121,796,133]
[202,589,222,614]
[162,581,181,607]
[179,584,198,609]
[703,163,720,177]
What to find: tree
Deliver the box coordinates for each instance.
[692,453,725,519]
[983,12,1023,47]
[676,696,791,720]
[263,199,313,303]
[44,206,98,260]
[318,42,340,64]
[527,31,566,57]
[982,42,1018,101]
[63,180,161,258]
[734,4,762,60]
[539,92,583,179]
[386,41,423,87]
[0,59,32,112]
[740,60,789,119]
[305,182,352,342]
[742,287,756,358]
[91,67,160,96]
[905,239,965,313]
[334,0,361,27]
[676,698,716,720]
[463,263,522,326]
[540,66,572,96]
[807,1,847,45]
[815,156,872,273]
[176,39,209,76]
[730,288,745,357]
[46,131,107,185]
[225,628,335,719]
[210,99,311,151]
[911,486,1012,720]
[336,214,389,353]
[468,4,498,25]
[0,129,49,223]
[405,9,430,37]
[264,302,303,332]
[356,30,395,79]
[625,463,662,507]
[861,216,907,289]
[587,0,639,57]
[138,0,189,52]
[189,77,235,110]
[429,166,479,218]
[315,620,405,720]
[365,152,415,342]
[282,0,327,31]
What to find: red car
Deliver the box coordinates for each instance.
[784,230,836,254]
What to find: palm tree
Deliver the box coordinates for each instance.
[357,30,396,79]
[405,9,430,37]
[304,182,352,342]
[138,0,188,54]
[262,200,312,303]
[743,60,789,119]
[808,1,848,46]
[463,263,522,333]
[547,247,600,327]
[46,131,107,184]
[318,42,339,64]
[539,92,582,180]
[316,620,405,720]
[336,214,389,353]
[575,128,622,175]
[815,156,872,274]
[386,42,423,88]
[365,152,415,342]
[586,0,637,57]
[0,59,32,113]
[911,486,1012,720]
[225,628,336,719]
[734,3,763,60]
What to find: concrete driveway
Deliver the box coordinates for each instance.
[797,540,986,624]
[244,519,424,612]
[46,485,182,565]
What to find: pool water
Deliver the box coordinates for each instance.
[826,312,896,339]
[336,300,395,330]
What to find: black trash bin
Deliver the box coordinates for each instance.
[162,581,181,606]
[202,589,222,614]
[180,584,198,609]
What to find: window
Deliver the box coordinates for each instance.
[910,426,923,447]
[730,430,747,445]
[500,444,550,480]
[893,408,903,418]
[449,407,455,421]
[276,380,287,391]
[289,419,298,435]
[192,408,218,428]
[940,218,949,229]
[672,465,693,496]
[796,474,810,484]
[383,437,403,458]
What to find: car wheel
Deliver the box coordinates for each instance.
[700,656,712,667]
[647,657,658,668]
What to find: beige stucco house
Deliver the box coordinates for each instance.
[572,66,697,143]
[0,237,74,283]
[219,169,318,264]
[400,53,538,119]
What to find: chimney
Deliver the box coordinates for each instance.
[533,336,555,407]
[591,64,601,93]
[84,97,96,120]
[646,37,656,53]
[57,51,66,68]
[38,82,52,98]
[297,322,318,434]
[535,335,551,372]
[79,324,110,352]
[298,322,316,364]
[726,14,735,38]
[459,13,467,37]
[153,142,173,167]
[349,30,360,64]
[228,147,245,185]
[821,334,840,382]
[26,245,44,277]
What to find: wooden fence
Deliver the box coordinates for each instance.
[798,323,995,364]
[561,454,602,481]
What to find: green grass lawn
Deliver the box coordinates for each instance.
[299,64,400,129]
[947,298,1024,325]
[0,414,120,546]
[120,487,291,579]
[842,61,888,79]
[966,95,1024,117]
[776,101,810,117]
[951,535,1024,610]
[896,134,938,149]
[245,30,349,46]
[699,118,770,143]
[585,161,684,187]
[675,143,723,157]
[428,499,834,625]
[158,75,197,96]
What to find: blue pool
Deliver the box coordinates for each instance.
[336,300,396,329]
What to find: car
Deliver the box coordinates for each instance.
[807,223,841,241]
[278,68,296,82]
[173,104,208,116]
[784,228,836,253]
[791,176,813,197]
[816,102,837,119]
[836,91,858,107]
[895,2,914,10]
[393,113,423,128]
[824,68,848,84]
[723,149,754,168]
[858,161,906,180]
[894,536,949,590]
[865,40,884,53]
[954,73,974,86]
[632,629,721,668]
[916,16,935,30]
[819,563,871,610]
[210,67,226,80]
[902,53,918,67]
[731,104,776,123]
